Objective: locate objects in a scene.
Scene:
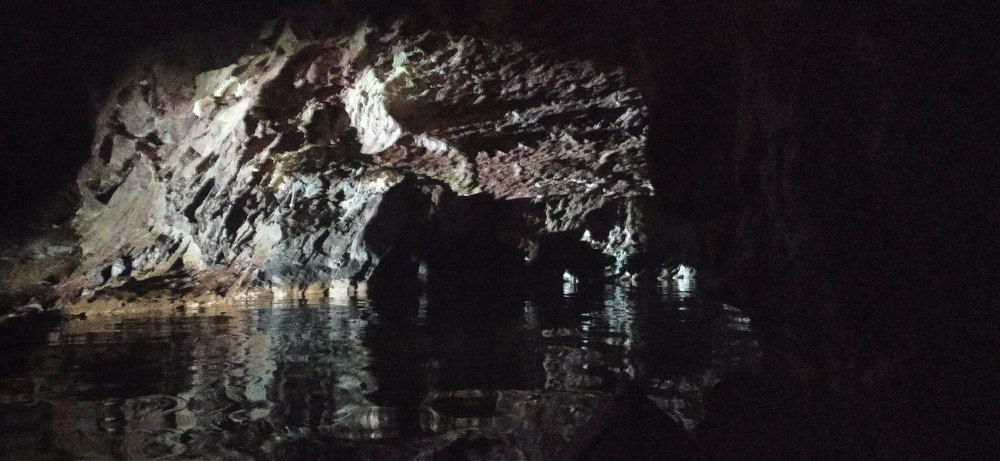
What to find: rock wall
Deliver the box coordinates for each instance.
[58,20,665,307]
[2,0,997,458]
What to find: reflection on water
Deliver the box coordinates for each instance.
[0,280,758,460]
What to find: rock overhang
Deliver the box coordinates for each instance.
[56,18,688,308]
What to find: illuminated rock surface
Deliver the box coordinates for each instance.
[56,21,661,308]
[0,1,995,459]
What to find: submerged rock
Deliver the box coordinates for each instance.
[58,20,670,307]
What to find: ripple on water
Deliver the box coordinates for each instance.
[0,284,759,460]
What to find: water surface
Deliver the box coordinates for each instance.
[1,281,758,460]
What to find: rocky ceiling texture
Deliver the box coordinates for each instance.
[61,18,661,308]
[1,0,993,315]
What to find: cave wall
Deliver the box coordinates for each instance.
[0,0,994,327]
[1,1,997,455]
[49,13,669,307]
[0,0,283,233]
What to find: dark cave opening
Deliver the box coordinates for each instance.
[1,1,998,459]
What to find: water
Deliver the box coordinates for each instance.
[0,282,758,460]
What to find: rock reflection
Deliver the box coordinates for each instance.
[0,284,759,460]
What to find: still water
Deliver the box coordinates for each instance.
[1,280,758,460]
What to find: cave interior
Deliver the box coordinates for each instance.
[0,1,997,459]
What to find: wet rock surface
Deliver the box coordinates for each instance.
[0,226,80,315]
[58,20,659,309]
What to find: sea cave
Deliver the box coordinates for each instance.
[0,1,997,460]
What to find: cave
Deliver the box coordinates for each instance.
[1,1,997,459]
